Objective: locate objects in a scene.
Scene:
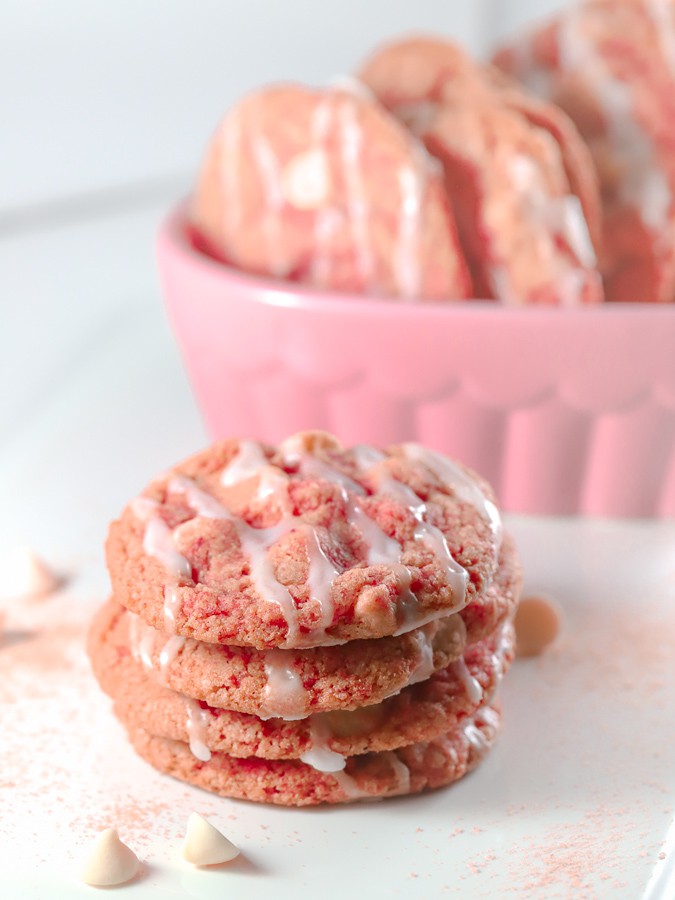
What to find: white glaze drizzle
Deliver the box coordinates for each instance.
[221,111,242,241]
[295,447,469,632]
[338,94,374,285]
[394,150,425,300]
[451,657,483,705]
[133,438,477,653]
[158,634,186,679]
[162,584,182,632]
[132,497,191,633]
[250,120,287,276]
[558,7,671,234]
[185,698,212,762]
[331,768,373,800]
[645,0,675,77]
[406,625,436,686]
[140,514,192,581]
[302,525,340,638]
[310,96,338,286]
[221,440,270,486]
[504,151,594,305]
[387,753,412,795]
[259,650,308,720]
[127,613,155,672]
[168,475,301,646]
[299,718,346,773]
[463,718,490,754]
[371,466,468,617]
[400,443,503,548]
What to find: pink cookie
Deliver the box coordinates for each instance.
[494,0,675,303]
[88,598,467,717]
[125,705,501,806]
[106,433,504,649]
[190,83,471,300]
[359,36,603,305]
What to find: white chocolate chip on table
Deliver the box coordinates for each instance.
[80,828,140,887]
[181,813,241,867]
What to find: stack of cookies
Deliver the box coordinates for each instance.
[88,432,521,806]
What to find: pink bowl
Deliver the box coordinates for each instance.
[157,205,675,518]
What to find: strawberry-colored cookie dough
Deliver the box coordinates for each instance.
[190,83,471,300]
[359,36,602,305]
[125,705,501,806]
[88,598,468,717]
[105,433,503,649]
[494,0,675,303]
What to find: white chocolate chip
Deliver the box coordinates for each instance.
[0,546,60,602]
[281,149,330,209]
[515,594,562,658]
[80,828,140,887]
[279,430,343,458]
[181,813,240,867]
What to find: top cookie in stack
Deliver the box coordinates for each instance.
[90,431,522,806]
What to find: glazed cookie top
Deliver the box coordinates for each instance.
[106,432,503,649]
[190,82,471,300]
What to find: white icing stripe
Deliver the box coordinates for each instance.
[222,112,242,241]
[558,7,671,233]
[387,753,411,795]
[338,96,374,285]
[371,469,468,614]
[394,150,425,300]
[185,698,212,762]
[310,97,338,285]
[168,475,301,646]
[250,122,287,277]
[220,440,269,486]
[163,584,182,632]
[646,0,675,77]
[303,525,339,637]
[142,516,192,581]
[300,719,346,773]
[158,634,185,679]
[451,657,483,705]
[400,443,502,546]
[259,650,308,720]
[332,769,372,800]
[406,625,436,686]
[290,453,401,565]
[128,613,155,672]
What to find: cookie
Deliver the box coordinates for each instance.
[91,602,513,759]
[359,36,602,305]
[106,433,504,649]
[190,82,471,300]
[88,597,467,717]
[125,705,501,806]
[494,0,675,303]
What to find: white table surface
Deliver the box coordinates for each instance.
[1,209,675,900]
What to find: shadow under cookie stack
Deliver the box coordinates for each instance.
[88,432,521,806]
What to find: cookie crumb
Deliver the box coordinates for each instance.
[515,594,561,658]
[181,812,240,866]
[80,828,140,887]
